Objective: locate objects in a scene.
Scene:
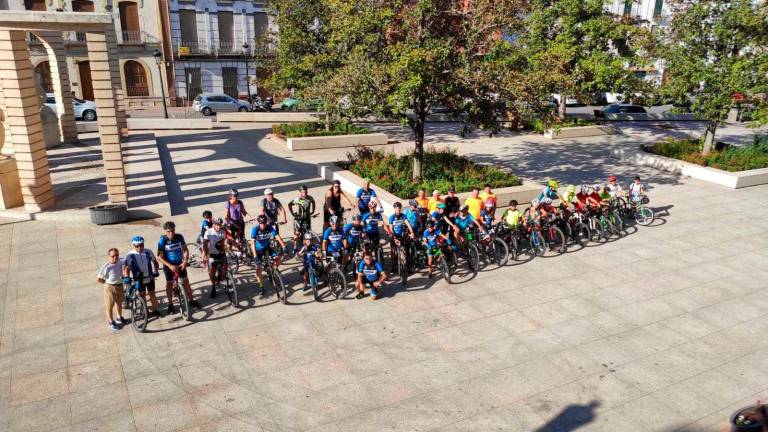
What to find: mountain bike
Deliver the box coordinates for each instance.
[171,269,192,321]
[587,207,612,242]
[541,214,567,255]
[431,236,453,283]
[526,223,548,257]
[186,240,208,271]
[322,251,349,299]
[261,252,287,304]
[123,273,149,332]
[211,257,238,308]
[478,225,509,267]
[496,223,521,262]
[630,194,654,226]
[458,229,481,275]
[391,235,410,286]
[305,251,323,301]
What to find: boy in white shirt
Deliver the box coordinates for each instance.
[97,248,128,331]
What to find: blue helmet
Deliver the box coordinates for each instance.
[131,236,144,245]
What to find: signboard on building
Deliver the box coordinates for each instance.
[178,46,190,56]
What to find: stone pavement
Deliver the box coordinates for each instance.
[1,123,768,431]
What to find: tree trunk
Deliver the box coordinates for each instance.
[702,120,717,155]
[558,94,567,120]
[325,111,331,132]
[411,115,425,182]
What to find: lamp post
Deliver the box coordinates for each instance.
[242,43,252,103]
[152,49,169,119]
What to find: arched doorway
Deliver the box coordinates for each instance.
[78,61,94,101]
[34,61,53,93]
[124,60,149,97]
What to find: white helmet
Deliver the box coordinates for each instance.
[542,197,552,205]
[580,184,589,194]
[593,184,602,192]
[531,198,540,207]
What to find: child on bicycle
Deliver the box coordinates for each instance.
[295,232,320,294]
[198,210,213,243]
[629,175,645,202]
[422,220,450,279]
[607,175,624,198]
[479,199,495,229]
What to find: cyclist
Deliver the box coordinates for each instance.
[428,189,443,213]
[385,202,415,271]
[249,215,287,294]
[343,214,365,277]
[404,199,422,234]
[355,251,387,300]
[479,184,497,216]
[444,186,461,217]
[355,178,377,214]
[288,185,316,242]
[629,175,645,201]
[223,189,248,242]
[607,175,624,198]
[479,199,495,228]
[453,205,484,246]
[97,248,127,330]
[323,180,354,230]
[125,236,162,317]
[295,232,320,294]
[361,200,385,253]
[415,188,429,209]
[464,187,484,220]
[599,185,612,202]
[260,188,287,234]
[574,185,590,212]
[431,203,458,237]
[501,200,522,228]
[198,210,213,244]
[322,215,348,268]
[562,185,577,209]
[422,220,450,279]
[157,221,198,313]
[202,217,228,298]
[523,198,542,225]
[587,185,603,209]
[539,179,564,204]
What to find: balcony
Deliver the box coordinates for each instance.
[216,41,247,57]
[175,40,213,57]
[118,31,161,47]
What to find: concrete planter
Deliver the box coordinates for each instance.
[317,162,540,217]
[217,112,319,123]
[286,133,388,151]
[127,118,213,130]
[0,156,23,209]
[544,125,615,139]
[89,204,127,225]
[612,145,768,189]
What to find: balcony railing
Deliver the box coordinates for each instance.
[176,40,212,56]
[126,84,149,97]
[217,41,243,56]
[118,31,162,47]
[175,40,262,58]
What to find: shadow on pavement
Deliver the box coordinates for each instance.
[534,400,601,432]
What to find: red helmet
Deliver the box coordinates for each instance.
[607,175,617,182]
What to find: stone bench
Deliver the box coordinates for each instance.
[544,125,615,139]
[287,133,388,151]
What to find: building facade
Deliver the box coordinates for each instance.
[167,0,274,103]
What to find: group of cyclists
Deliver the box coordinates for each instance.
[107,175,649,330]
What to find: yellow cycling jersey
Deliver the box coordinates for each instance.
[503,209,521,226]
[563,191,576,204]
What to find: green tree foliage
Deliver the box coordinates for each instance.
[515,0,652,121]
[660,0,768,154]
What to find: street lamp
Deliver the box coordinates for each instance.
[242,43,252,103]
[152,49,169,119]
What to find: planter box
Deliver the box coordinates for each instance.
[611,145,768,189]
[217,112,319,123]
[318,162,540,217]
[89,204,128,225]
[0,156,22,209]
[286,133,388,151]
[127,118,213,130]
[603,112,699,121]
[544,125,615,139]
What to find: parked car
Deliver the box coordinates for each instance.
[44,93,98,121]
[551,94,582,106]
[280,97,322,111]
[193,93,251,116]
[595,104,648,118]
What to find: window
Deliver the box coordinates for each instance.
[185,67,202,99]
[179,10,198,51]
[623,0,632,17]
[222,67,239,98]
[124,61,149,96]
[119,1,141,44]
[254,12,268,39]
[34,61,53,93]
[24,0,46,10]
[653,0,663,18]
[46,97,56,104]
[218,11,234,53]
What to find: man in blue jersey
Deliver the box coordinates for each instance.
[385,202,415,271]
[355,178,377,214]
[453,205,484,246]
[322,216,348,267]
[355,252,387,300]
[250,215,287,294]
[157,221,198,313]
[361,200,385,252]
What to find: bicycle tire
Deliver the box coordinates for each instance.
[547,226,566,254]
[131,293,148,333]
[310,270,320,301]
[573,222,590,247]
[490,238,509,266]
[226,271,238,307]
[467,244,480,274]
[635,206,654,226]
[398,248,408,286]
[438,255,451,283]
[530,231,547,257]
[226,251,240,274]
[611,210,624,235]
[185,243,201,268]
[273,270,288,304]
[177,285,192,321]
[508,235,518,262]
[327,267,348,299]
[375,246,384,266]
[600,219,614,241]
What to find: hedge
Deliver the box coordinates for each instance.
[271,122,369,138]
[647,135,768,172]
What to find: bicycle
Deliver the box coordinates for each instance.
[186,240,207,271]
[458,228,481,275]
[210,256,238,308]
[261,252,287,304]
[170,269,192,321]
[432,236,453,283]
[541,214,567,255]
[586,206,612,242]
[478,225,509,267]
[362,235,385,265]
[525,222,548,257]
[562,206,591,247]
[123,273,149,332]
[305,250,323,301]
[226,219,255,273]
[496,223,521,262]
[604,200,624,236]
[322,252,349,300]
[391,235,411,286]
[629,194,654,226]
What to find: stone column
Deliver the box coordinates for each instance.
[37,31,78,144]
[86,30,127,205]
[0,30,55,211]
[103,25,128,132]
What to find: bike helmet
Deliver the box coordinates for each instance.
[542,197,552,205]
[329,215,339,225]
[202,210,212,218]
[393,201,402,208]
[303,232,313,240]
[437,203,446,209]
[426,220,435,228]
[566,184,576,194]
[228,189,239,197]
[213,217,224,225]
[484,199,494,208]
[353,214,362,222]
[264,188,273,196]
[593,184,602,192]
[607,175,617,182]
[580,184,589,194]
[460,204,469,212]
[299,185,308,192]
[368,199,378,209]
[163,221,176,231]
[408,199,418,207]
[530,198,540,207]
[257,215,267,224]
[547,179,559,189]
[131,236,144,245]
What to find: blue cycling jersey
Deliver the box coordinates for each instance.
[362,211,383,235]
[404,208,419,228]
[250,225,276,251]
[538,186,558,201]
[344,223,364,245]
[297,244,319,266]
[356,188,377,208]
[389,213,408,236]
[323,227,345,252]
[158,234,186,265]
[480,209,493,226]
[454,214,475,231]
[358,260,384,282]
[422,228,442,248]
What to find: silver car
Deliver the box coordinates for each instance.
[44,93,98,121]
[192,93,251,116]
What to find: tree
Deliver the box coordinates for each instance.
[269,0,527,181]
[517,0,651,121]
[661,0,768,154]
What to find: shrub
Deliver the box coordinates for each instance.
[646,136,768,172]
[271,122,369,138]
[344,146,521,198]
[520,117,594,133]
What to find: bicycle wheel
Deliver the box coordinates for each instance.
[610,210,624,235]
[467,244,480,274]
[635,206,654,226]
[488,238,509,267]
[375,246,384,266]
[573,222,591,247]
[327,267,348,299]
[530,232,547,257]
[226,251,240,274]
[600,219,614,241]
[131,293,148,333]
[272,270,288,304]
[177,286,192,322]
[508,235,518,262]
[186,243,201,268]
[438,255,451,283]
[309,270,320,301]
[546,226,566,254]
[226,271,238,307]
[398,248,408,286]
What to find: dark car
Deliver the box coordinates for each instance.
[595,104,648,118]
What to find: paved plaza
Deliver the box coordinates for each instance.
[1,123,768,431]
